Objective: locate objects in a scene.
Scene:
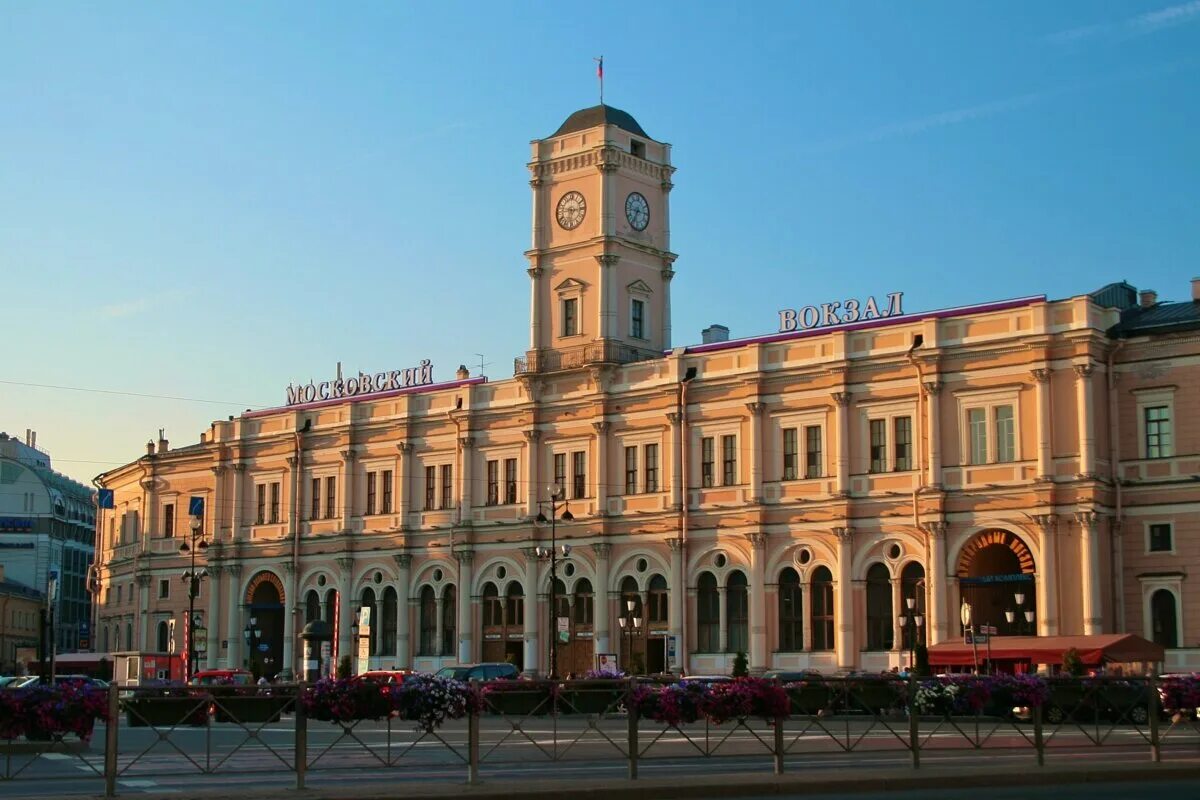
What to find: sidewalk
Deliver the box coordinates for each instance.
[118,760,1200,800]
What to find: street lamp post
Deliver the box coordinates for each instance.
[897,595,924,671]
[618,599,643,675]
[178,515,209,680]
[1005,591,1036,636]
[535,484,573,679]
[243,617,262,672]
[961,601,978,674]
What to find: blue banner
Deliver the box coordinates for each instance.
[189,496,205,516]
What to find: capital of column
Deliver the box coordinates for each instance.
[746,532,767,550]
[208,563,225,577]
[459,436,475,449]
[340,450,356,463]
[661,267,675,282]
[832,526,854,543]
[527,267,543,280]
[591,542,613,559]
[454,549,475,565]
[397,442,412,455]
[1031,368,1050,384]
[666,537,684,553]
[666,412,681,425]
[521,546,539,563]
[597,162,620,175]
[211,465,227,476]
[523,429,541,443]
[139,478,156,491]
[922,380,943,396]
[393,553,412,569]
[135,573,152,587]
[592,421,611,434]
[661,180,675,193]
[529,177,544,188]
[746,402,766,416]
[1075,511,1099,531]
[1074,363,1094,379]
[286,456,299,467]
[832,392,850,408]
[232,463,247,473]
[226,563,243,578]
[924,522,947,539]
[336,556,355,571]
[282,561,295,575]
[1032,513,1057,533]
[594,253,620,267]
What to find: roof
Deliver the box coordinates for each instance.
[927,634,1165,666]
[552,105,649,139]
[1108,299,1200,339]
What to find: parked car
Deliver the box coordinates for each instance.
[189,669,253,686]
[762,670,822,683]
[435,663,519,682]
[0,676,28,688]
[353,670,412,685]
[13,674,109,689]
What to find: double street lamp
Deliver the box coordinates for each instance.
[618,599,642,675]
[178,515,209,679]
[1005,591,1036,635]
[243,616,262,671]
[897,595,924,670]
[535,484,573,679]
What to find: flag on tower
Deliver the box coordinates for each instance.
[596,57,603,79]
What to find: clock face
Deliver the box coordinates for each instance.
[556,191,587,230]
[625,192,650,231]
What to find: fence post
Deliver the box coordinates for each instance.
[104,683,119,798]
[468,679,480,785]
[907,674,919,770]
[1148,675,1161,763]
[627,677,638,780]
[295,683,307,790]
[1033,702,1044,767]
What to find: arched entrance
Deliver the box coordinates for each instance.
[244,571,286,679]
[956,530,1036,637]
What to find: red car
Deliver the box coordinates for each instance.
[352,670,412,685]
[189,669,254,686]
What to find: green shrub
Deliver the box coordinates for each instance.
[732,651,749,678]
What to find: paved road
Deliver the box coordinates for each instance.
[752,780,1200,800]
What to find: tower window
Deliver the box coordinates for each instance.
[630,139,646,159]
[562,298,578,337]
[631,299,645,339]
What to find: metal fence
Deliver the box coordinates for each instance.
[3,676,1198,797]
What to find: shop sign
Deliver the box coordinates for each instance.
[286,361,434,406]
[778,292,904,333]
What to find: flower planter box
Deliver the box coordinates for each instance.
[125,697,209,728]
[558,681,626,715]
[786,683,832,716]
[213,695,292,724]
[485,686,555,716]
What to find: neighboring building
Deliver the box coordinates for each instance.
[0,430,97,653]
[94,105,1200,678]
[0,565,43,670]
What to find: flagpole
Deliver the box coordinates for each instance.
[595,56,604,105]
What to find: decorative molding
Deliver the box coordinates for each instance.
[226,564,243,578]
[666,538,684,553]
[666,412,681,425]
[454,549,475,565]
[459,436,475,449]
[1032,514,1057,532]
[592,421,611,434]
[523,429,542,443]
[394,554,412,569]
[336,556,355,571]
[1031,368,1050,384]
[924,522,947,539]
[831,392,850,408]
[1074,364,1095,379]
[922,380,943,396]
[594,254,620,267]
[746,532,767,550]
[286,456,299,467]
[1075,511,1099,530]
[746,402,766,416]
[397,442,412,455]
[340,450,356,462]
[832,526,853,543]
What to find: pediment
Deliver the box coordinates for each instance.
[555,277,589,294]
[627,279,653,296]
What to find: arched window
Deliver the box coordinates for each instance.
[360,587,378,656]
[418,586,437,656]
[156,620,170,653]
[648,575,668,624]
[574,579,594,625]
[697,572,719,653]
[441,585,457,656]
[324,588,338,624]
[305,590,321,624]
[1151,589,1179,649]
[900,562,926,649]
[778,568,803,651]
[506,582,525,627]
[552,578,569,620]
[382,587,397,655]
[811,567,834,651]
[866,564,893,651]
[482,582,502,627]
[726,571,748,654]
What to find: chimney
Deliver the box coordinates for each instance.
[157,428,169,454]
[25,429,31,447]
[146,440,156,456]
[1139,289,1158,308]
[1192,277,1199,302]
[701,324,729,344]
[456,364,470,380]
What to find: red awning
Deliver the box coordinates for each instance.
[927,634,1165,666]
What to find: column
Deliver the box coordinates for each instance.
[834,528,854,670]
[1077,512,1103,635]
[455,549,474,663]
[593,422,610,515]
[746,403,766,503]
[595,253,619,339]
[800,579,813,652]
[282,562,296,675]
[206,564,223,669]
[1075,364,1096,477]
[522,548,541,675]
[661,264,674,349]
[923,381,942,487]
[528,267,542,350]
[524,431,540,519]
[286,456,299,533]
[833,392,850,495]
[458,436,474,524]
[529,177,544,252]
[394,554,412,668]
[717,586,728,654]
[210,466,226,539]
[434,594,445,661]
[667,412,683,509]
[593,543,612,659]
[340,450,355,531]
[891,576,903,662]
[747,533,767,673]
[926,523,948,645]
[136,574,151,650]
[1032,369,1052,480]
[337,556,354,667]
[396,443,412,526]
[226,564,243,669]
[666,539,683,670]
[1034,515,1059,636]
[230,464,246,541]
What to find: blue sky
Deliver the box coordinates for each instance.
[2,1,1198,484]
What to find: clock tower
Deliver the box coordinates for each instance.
[521,105,677,374]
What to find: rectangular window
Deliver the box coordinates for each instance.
[324,476,337,519]
[162,503,174,538]
[968,408,987,465]
[631,299,645,339]
[805,425,823,479]
[1149,523,1173,553]
[894,416,912,472]
[269,481,280,524]
[721,435,737,486]
[562,298,578,337]
[158,579,169,600]
[625,446,638,495]
[572,451,587,499]
[486,460,499,506]
[366,471,377,515]
[504,458,517,504]
[995,406,1015,463]
[311,477,321,520]
[782,428,798,481]
[381,470,393,513]
[644,443,659,493]
[554,453,566,494]
[1146,406,1172,458]
[256,484,266,525]
[869,419,887,473]
[701,436,715,488]
[424,466,436,511]
[440,464,453,509]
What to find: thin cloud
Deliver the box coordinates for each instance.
[98,289,190,319]
[1046,1,1200,44]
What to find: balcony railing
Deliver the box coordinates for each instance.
[514,341,663,375]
